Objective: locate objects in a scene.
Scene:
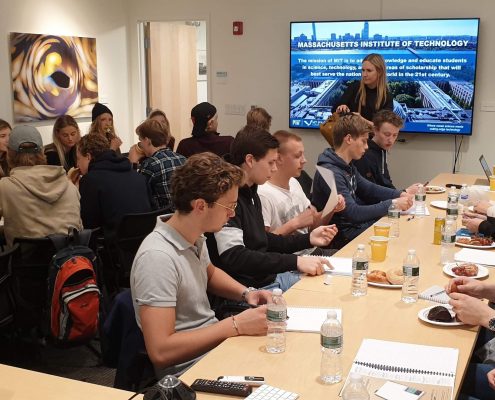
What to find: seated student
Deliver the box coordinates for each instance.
[353,110,419,193]
[246,107,272,131]
[258,130,345,255]
[463,201,495,239]
[312,113,412,247]
[77,134,152,238]
[207,125,337,292]
[0,119,11,178]
[0,125,82,246]
[131,152,270,378]
[148,109,176,150]
[89,102,122,152]
[44,115,80,171]
[176,102,234,158]
[447,277,495,399]
[134,119,186,211]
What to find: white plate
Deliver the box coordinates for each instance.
[455,236,495,249]
[418,305,464,327]
[443,263,489,279]
[426,185,446,194]
[430,200,448,210]
[368,281,402,289]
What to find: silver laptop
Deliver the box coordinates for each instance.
[474,155,491,185]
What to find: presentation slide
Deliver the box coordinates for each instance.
[290,19,479,135]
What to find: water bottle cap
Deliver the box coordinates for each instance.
[158,375,181,389]
[461,183,467,187]
[408,249,416,255]
[349,372,363,382]
[392,199,397,204]
[357,244,365,250]
[327,310,337,319]
[272,288,283,296]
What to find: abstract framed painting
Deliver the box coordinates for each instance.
[10,32,98,121]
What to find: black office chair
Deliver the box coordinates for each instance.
[0,244,19,330]
[105,208,167,289]
[295,169,313,200]
[103,289,155,391]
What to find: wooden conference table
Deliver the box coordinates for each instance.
[180,173,495,399]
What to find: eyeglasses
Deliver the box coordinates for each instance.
[213,201,237,213]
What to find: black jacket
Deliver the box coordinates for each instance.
[353,139,395,189]
[479,216,495,239]
[337,81,393,122]
[206,184,311,288]
[80,150,152,237]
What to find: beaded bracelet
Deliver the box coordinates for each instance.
[231,315,240,335]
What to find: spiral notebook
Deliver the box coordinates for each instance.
[342,339,458,399]
[418,285,450,304]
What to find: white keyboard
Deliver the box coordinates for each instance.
[245,384,299,400]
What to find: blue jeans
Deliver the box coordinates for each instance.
[261,271,301,292]
[460,363,495,400]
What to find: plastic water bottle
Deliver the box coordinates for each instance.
[342,373,370,400]
[266,288,287,353]
[320,310,343,384]
[459,184,469,213]
[388,199,400,238]
[351,244,368,297]
[446,188,459,226]
[414,184,426,217]
[401,249,420,303]
[440,220,457,265]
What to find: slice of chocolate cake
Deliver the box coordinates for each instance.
[427,306,454,323]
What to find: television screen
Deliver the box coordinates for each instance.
[290,18,480,135]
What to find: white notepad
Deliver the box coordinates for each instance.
[348,339,458,393]
[454,248,495,266]
[286,307,341,333]
[303,255,352,276]
[401,206,430,216]
[419,285,450,304]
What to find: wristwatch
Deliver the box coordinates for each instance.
[488,316,495,332]
[241,287,256,302]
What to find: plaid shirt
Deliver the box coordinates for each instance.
[140,148,186,210]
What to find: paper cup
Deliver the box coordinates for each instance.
[370,235,389,262]
[373,222,391,237]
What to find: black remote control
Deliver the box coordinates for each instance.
[191,378,252,397]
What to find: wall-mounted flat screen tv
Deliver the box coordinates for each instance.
[290,18,480,135]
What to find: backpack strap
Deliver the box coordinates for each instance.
[48,233,69,251]
[48,228,92,251]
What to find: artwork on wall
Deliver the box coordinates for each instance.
[10,32,98,122]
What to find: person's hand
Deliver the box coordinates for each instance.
[463,210,487,220]
[446,277,485,298]
[335,105,350,113]
[234,306,268,336]
[405,183,421,195]
[395,196,413,211]
[448,292,494,326]
[245,289,272,306]
[128,144,144,164]
[309,225,338,247]
[333,194,346,213]
[296,256,331,276]
[487,368,495,391]
[475,200,492,215]
[462,217,483,233]
[294,208,316,230]
[110,137,123,151]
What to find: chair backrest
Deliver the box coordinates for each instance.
[0,244,19,328]
[115,208,167,241]
[295,169,313,200]
[10,237,57,329]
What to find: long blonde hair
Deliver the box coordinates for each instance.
[88,115,116,141]
[52,115,80,170]
[357,53,388,113]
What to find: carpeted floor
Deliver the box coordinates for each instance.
[0,334,116,387]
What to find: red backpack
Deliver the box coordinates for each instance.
[47,231,101,343]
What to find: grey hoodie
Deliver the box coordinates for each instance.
[312,148,401,245]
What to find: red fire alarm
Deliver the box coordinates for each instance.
[233,21,243,35]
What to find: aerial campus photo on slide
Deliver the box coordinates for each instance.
[290,19,479,135]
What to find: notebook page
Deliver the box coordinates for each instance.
[419,285,450,304]
[351,339,458,387]
[286,307,341,333]
[454,248,495,266]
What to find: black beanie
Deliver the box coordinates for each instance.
[92,102,113,121]
[191,102,217,137]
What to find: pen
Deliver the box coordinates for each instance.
[430,289,445,297]
[423,181,430,187]
[407,215,415,221]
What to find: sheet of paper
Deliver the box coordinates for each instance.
[454,248,495,266]
[286,307,341,333]
[401,206,430,216]
[375,381,425,400]
[316,166,338,218]
[321,256,352,276]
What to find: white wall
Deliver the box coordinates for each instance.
[126,0,495,189]
[0,0,131,149]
